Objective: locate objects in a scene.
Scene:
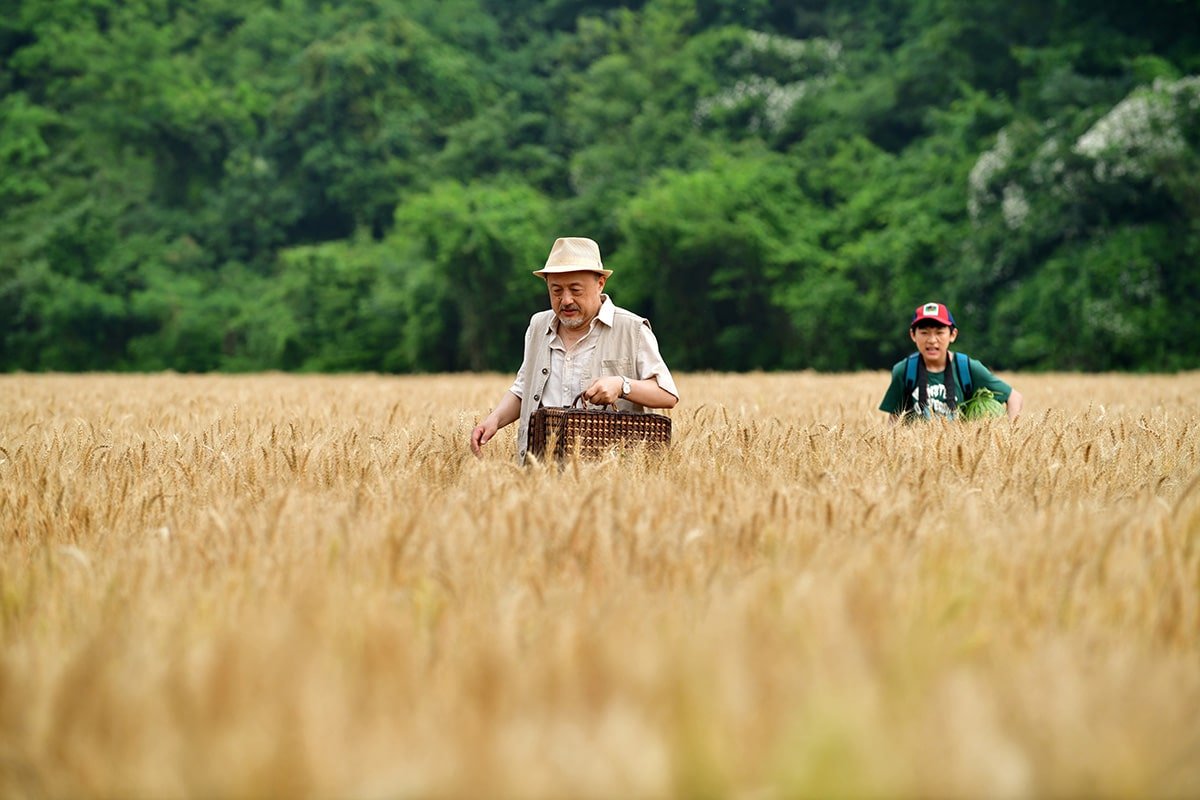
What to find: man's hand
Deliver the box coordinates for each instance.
[470,418,499,457]
[583,375,678,409]
[469,391,522,458]
[583,375,624,406]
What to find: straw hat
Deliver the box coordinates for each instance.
[532,237,612,278]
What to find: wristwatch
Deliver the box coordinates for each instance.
[620,376,632,398]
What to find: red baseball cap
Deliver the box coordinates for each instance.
[911,302,956,328]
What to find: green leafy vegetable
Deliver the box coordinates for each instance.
[960,388,1006,420]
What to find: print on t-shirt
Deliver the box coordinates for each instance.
[912,382,954,418]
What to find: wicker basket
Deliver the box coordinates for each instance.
[529,395,672,461]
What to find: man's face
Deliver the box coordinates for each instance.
[546,271,606,330]
[910,322,958,365]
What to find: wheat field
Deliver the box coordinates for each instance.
[1,371,1198,798]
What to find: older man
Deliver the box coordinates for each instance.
[470,236,679,463]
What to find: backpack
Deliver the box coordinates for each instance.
[901,351,973,418]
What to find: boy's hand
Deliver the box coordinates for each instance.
[1006,389,1024,420]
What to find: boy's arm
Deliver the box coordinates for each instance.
[968,358,1020,418]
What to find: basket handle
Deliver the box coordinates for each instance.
[571,393,615,411]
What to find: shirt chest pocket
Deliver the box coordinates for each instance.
[601,357,632,377]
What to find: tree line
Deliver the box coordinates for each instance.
[3,0,1199,373]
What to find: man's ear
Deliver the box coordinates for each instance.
[597,274,607,292]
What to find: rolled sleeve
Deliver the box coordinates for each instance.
[969,358,1012,403]
[508,362,526,400]
[637,323,679,399]
[509,323,536,400]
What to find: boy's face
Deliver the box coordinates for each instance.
[910,322,958,366]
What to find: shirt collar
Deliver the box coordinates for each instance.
[596,295,615,327]
[543,295,614,335]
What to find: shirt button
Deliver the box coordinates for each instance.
[533,394,540,402]
[541,368,548,375]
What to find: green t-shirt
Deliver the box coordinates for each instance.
[879,353,1012,419]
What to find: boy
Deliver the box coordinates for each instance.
[879,302,1023,421]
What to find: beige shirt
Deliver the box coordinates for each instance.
[509,296,679,407]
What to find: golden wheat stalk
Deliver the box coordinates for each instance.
[1,372,1198,797]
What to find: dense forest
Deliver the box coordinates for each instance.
[3,0,1199,373]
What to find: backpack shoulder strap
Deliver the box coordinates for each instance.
[955,352,973,398]
[902,353,930,417]
[904,353,919,393]
[899,353,921,416]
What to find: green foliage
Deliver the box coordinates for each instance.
[992,226,1178,370]
[617,152,804,370]
[0,94,56,205]
[387,180,554,372]
[124,254,278,373]
[2,0,1198,372]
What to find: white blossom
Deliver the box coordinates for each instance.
[1001,183,1030,230]
[1155,74,1200,109]
[1119,262,1160,301]
[694,30,841,133]
[1073,75,1200,183]
[1083,298,1135,340]
[967,130,1012,220]
[732,31,843,70]
[694,76,823,133]
[1030,138,1065,186]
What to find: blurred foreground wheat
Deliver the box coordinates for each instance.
[2,372,1199,798]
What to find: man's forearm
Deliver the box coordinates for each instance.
[488,390,522,428]
[471,390,523,456]
[627,378,678,409]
